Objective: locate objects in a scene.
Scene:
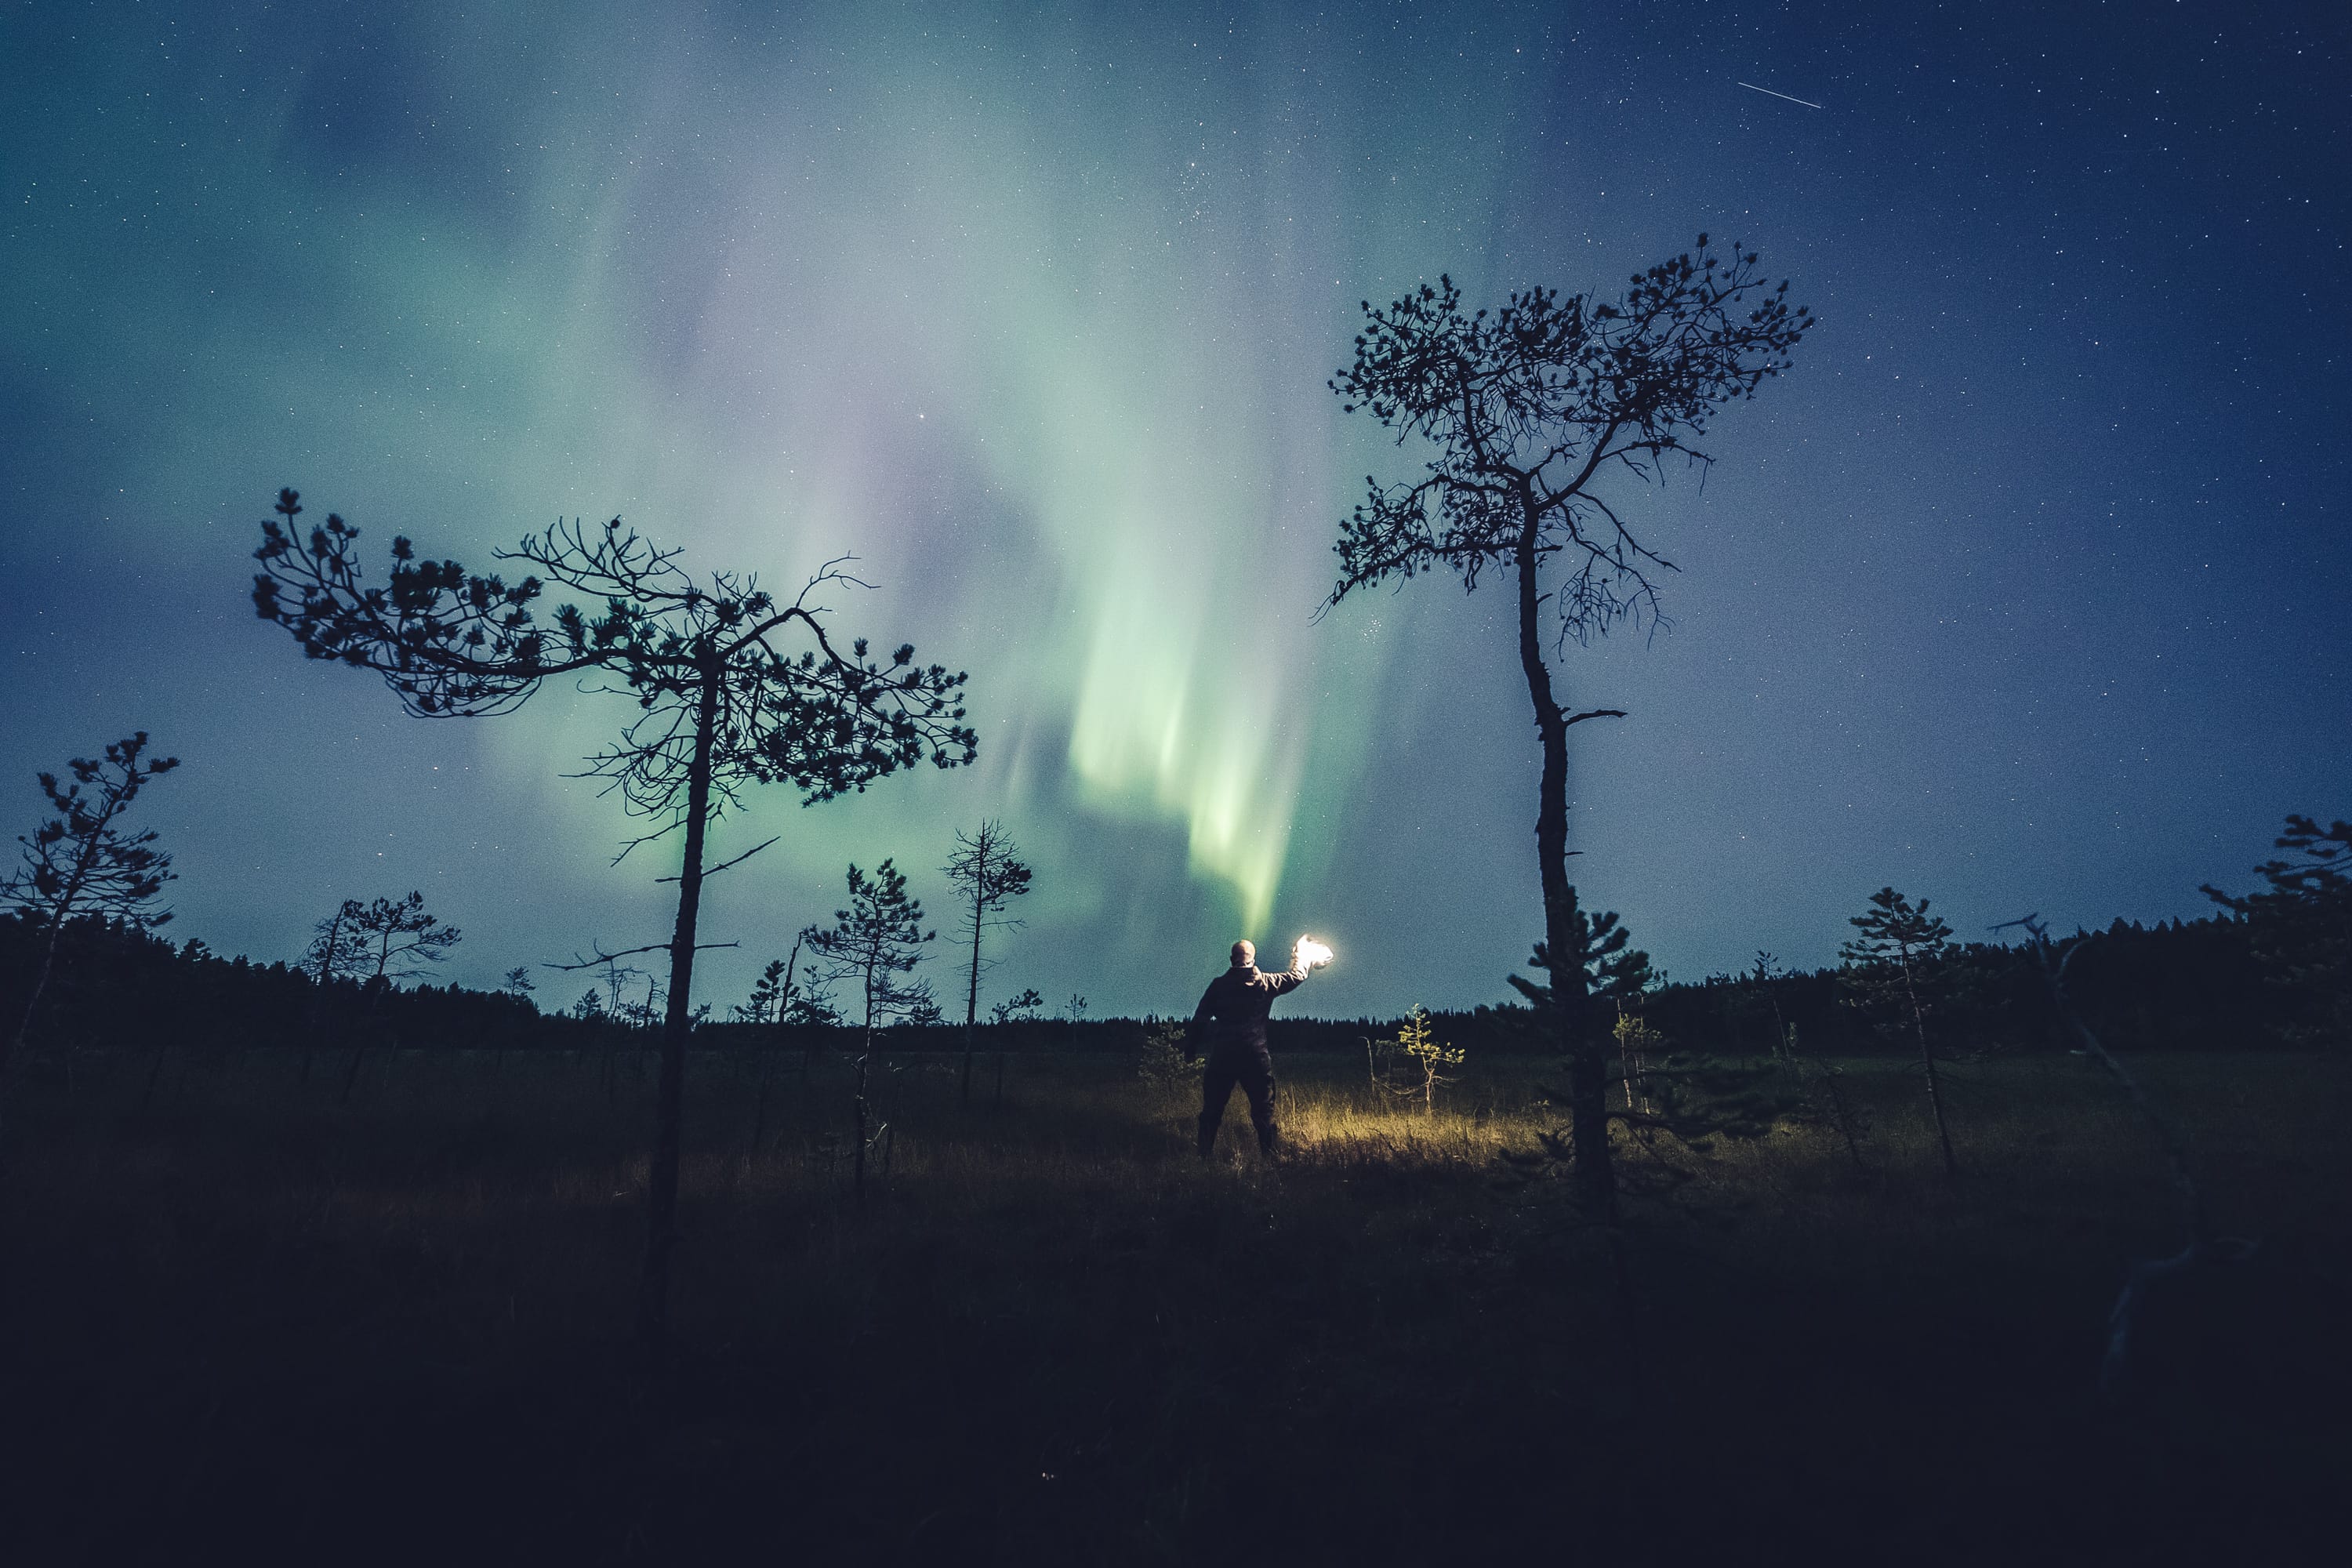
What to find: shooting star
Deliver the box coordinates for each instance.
[1737,81,1822,110]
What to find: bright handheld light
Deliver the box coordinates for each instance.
[1294,935,1334,971]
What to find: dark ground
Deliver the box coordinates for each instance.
[3,1046,2347,1564]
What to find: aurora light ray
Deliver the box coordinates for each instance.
[495,2,1544,935]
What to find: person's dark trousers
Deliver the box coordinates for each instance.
[1198,1040,1277,1155]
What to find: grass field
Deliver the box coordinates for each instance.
[5,1042,2348,1563]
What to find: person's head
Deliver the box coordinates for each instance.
[1230,939,1255,968]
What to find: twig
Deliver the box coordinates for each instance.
[542,938,739,973]
[655,837,778,884]
[603,814,688,866]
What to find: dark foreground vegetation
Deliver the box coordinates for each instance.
[5,1036,2347,1563]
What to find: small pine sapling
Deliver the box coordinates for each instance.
[943,820,1033,1102]
[737,958,789,1025]
[1136,1019,1194,1109]
[804,859,935,1207]
[1744,951,1798,1073]
[1840,886,1958,1177]
[1396,1005,1466,1115]
[1612,1008,1662,1118]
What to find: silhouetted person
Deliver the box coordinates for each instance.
[1189,938,1309,1157]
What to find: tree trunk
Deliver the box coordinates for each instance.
[3,914,69,1098]
[1904,959,1958,1177]
[1617,1015,1636,1117]
[3,829,115,1142]
[5,816,111,1091]
[1514,493,1612,1212]
[635,667,721,1348]
[853,964,875,1210]
[960,869,983,1102]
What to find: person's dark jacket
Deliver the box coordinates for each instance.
[1188,960,1306,1055]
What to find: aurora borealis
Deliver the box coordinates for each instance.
[4,2,2346,1018]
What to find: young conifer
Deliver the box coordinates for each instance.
[1840,887,1958,1177]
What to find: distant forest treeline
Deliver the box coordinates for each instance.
[0,907,2311,1067]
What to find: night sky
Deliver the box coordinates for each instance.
[3,2,2346,1021]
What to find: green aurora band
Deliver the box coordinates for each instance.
[1,2,1551,1000]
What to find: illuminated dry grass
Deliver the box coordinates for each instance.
[4,1044,2348,1562]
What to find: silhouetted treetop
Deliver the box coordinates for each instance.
[5,731,182,1080]
[1327,237,1812,632]
[345,891,461,983]
[253,490,975,820]
[5,733,180,931]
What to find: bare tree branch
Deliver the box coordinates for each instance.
[656,836,779,884]
[542,938,739,973]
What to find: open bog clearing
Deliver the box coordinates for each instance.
[5,1047,2349,1563]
